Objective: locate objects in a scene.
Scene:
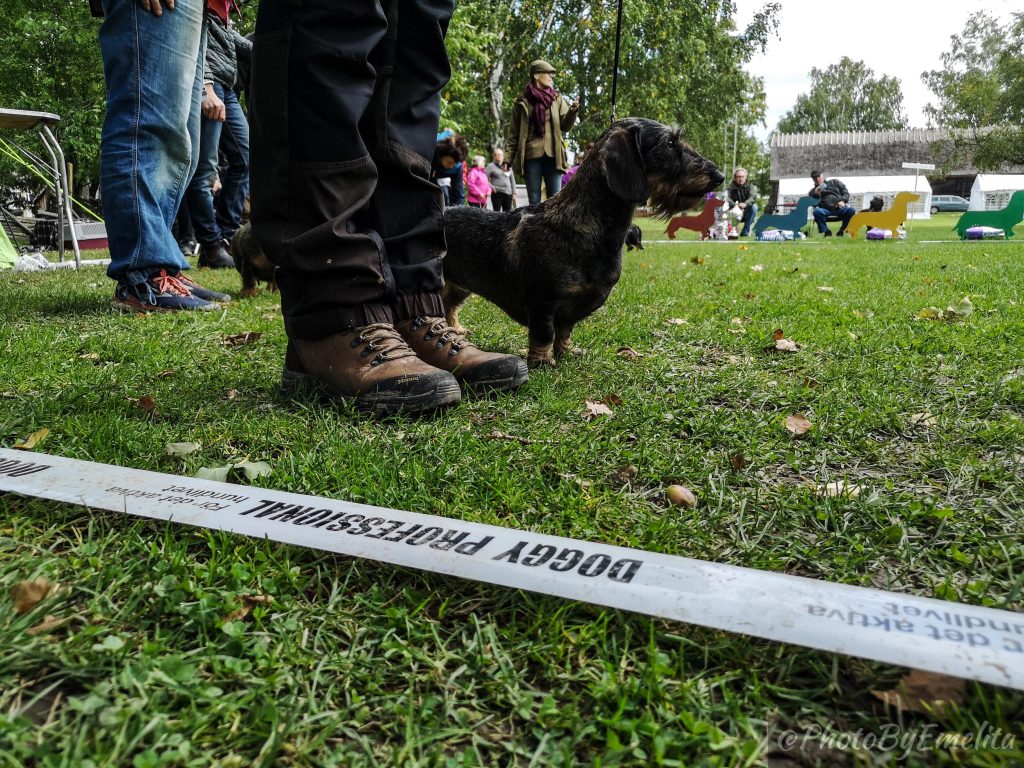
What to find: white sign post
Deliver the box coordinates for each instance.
[902,162,936,233]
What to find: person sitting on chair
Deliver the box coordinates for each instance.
[809,170,856,237]
[726,167,758,237]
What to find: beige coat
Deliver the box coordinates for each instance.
[508,92,579,178]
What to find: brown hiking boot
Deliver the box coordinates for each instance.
[395,316,528,394]
[281,323,461,416]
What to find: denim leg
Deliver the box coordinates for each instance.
[184,84,226,247]
[523,158,543,205]
[99,0,203,285]
[214,87,250,240]
[812,207,830,233]
[835,205,856,234]
[741,203,757,235]
[542,157,562,198]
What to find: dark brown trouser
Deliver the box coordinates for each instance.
[250,0,454,339]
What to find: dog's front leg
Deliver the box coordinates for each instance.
[240,259,258,298]
[553,324,580,358]
[527,309,557,367]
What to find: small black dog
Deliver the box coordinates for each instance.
[442,118,723,365]
[230,222,276,297]
[861,195,884,213]
[624,224,644,251]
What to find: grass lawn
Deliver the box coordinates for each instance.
[1,213,1022,766]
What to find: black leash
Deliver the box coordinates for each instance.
[610,0,623,125]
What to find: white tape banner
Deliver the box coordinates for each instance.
[1,448,1022,690]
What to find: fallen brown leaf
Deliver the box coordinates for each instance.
[222,593,275,623]
[909,412,937,428]
[690,255,705,265]
[11,577,56,615]
[615,347,642,360]
[785,413,813,435]
[665,484,697,508]
[156,369,175,378]
[602,394,623,407]
[774,338,799,352]
[223,332,263,347]
[138,395,157,415]
[486,429,537,445]
[78,352,100,361]
[772,328,785,341]
[872,669,966,716]
[581,400,613,420]
[27,614,66,636]
[14,428,50,450]
[730,454,749,470]
[665,318,688,326]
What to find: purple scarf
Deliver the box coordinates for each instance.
[524,83,558,138]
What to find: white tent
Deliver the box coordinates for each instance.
[776,175,933,219]
[969,174,1024,211]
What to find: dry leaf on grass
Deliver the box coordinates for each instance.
[818,286,834,292]
[750,264,764,271]
[78,352,100,360]
[14,428,49,450]
[917,297,974,321]
[818,480,863,498]
[730,454,749,471]
[665,317,688,326]
[581,401,613,420]
[785,413,813,435]
[602,394,623,407]
[27,614,66,636]
[616,347,642,360]
[156,369,175,379]
[909,412,938,428]
[872,669,966,716]
[137,395,158,416]
[223,332,263,347]
[690,255,705,265]
[165,441,202,456]
[486,429,538,445]
[665,484,697,508]
[222,594,275,623]
[11,577,57,615]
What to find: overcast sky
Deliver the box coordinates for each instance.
[731,0,1020,141]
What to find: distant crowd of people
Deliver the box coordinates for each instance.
[431,59,580,211]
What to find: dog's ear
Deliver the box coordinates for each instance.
[600,127,649,203]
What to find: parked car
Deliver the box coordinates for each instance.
[930,194,969,214]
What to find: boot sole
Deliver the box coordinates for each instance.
[282,367,461,417]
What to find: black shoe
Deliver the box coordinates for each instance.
[822,230,833,238]
[836,230,846,237]
[199,243,234,269]
[112,270,219,312]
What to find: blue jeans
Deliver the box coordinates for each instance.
[99,0,205,286]
[524,156,562,205]
[185,82,250,246]
[739,203,758,235]
[813,205,856,234]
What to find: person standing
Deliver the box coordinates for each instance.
[726,167,759,237]
[466,155,491,209]
[183,0,252,268]
[486,148,514,212]
[93,0,229,311]
[809,170,856,237]
[249,0,527,417]
[508,59,580,206]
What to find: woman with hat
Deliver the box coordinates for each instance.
[508,59,580,206]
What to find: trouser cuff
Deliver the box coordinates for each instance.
[391,292,444,322]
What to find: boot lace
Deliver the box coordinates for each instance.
[411,316,472,356]
[349,323,418,367]
[149,270,192,297]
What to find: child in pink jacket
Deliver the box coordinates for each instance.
[466,155,492,208]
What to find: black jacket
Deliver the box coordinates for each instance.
[203,15,252,91]
[727,181,758,206]
[809,178,849,210]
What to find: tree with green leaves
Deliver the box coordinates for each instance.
[776,57,908,134]
[922,11,1024,169]
[444,0,779,175]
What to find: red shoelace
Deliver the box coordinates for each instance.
[150,269,192,297]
